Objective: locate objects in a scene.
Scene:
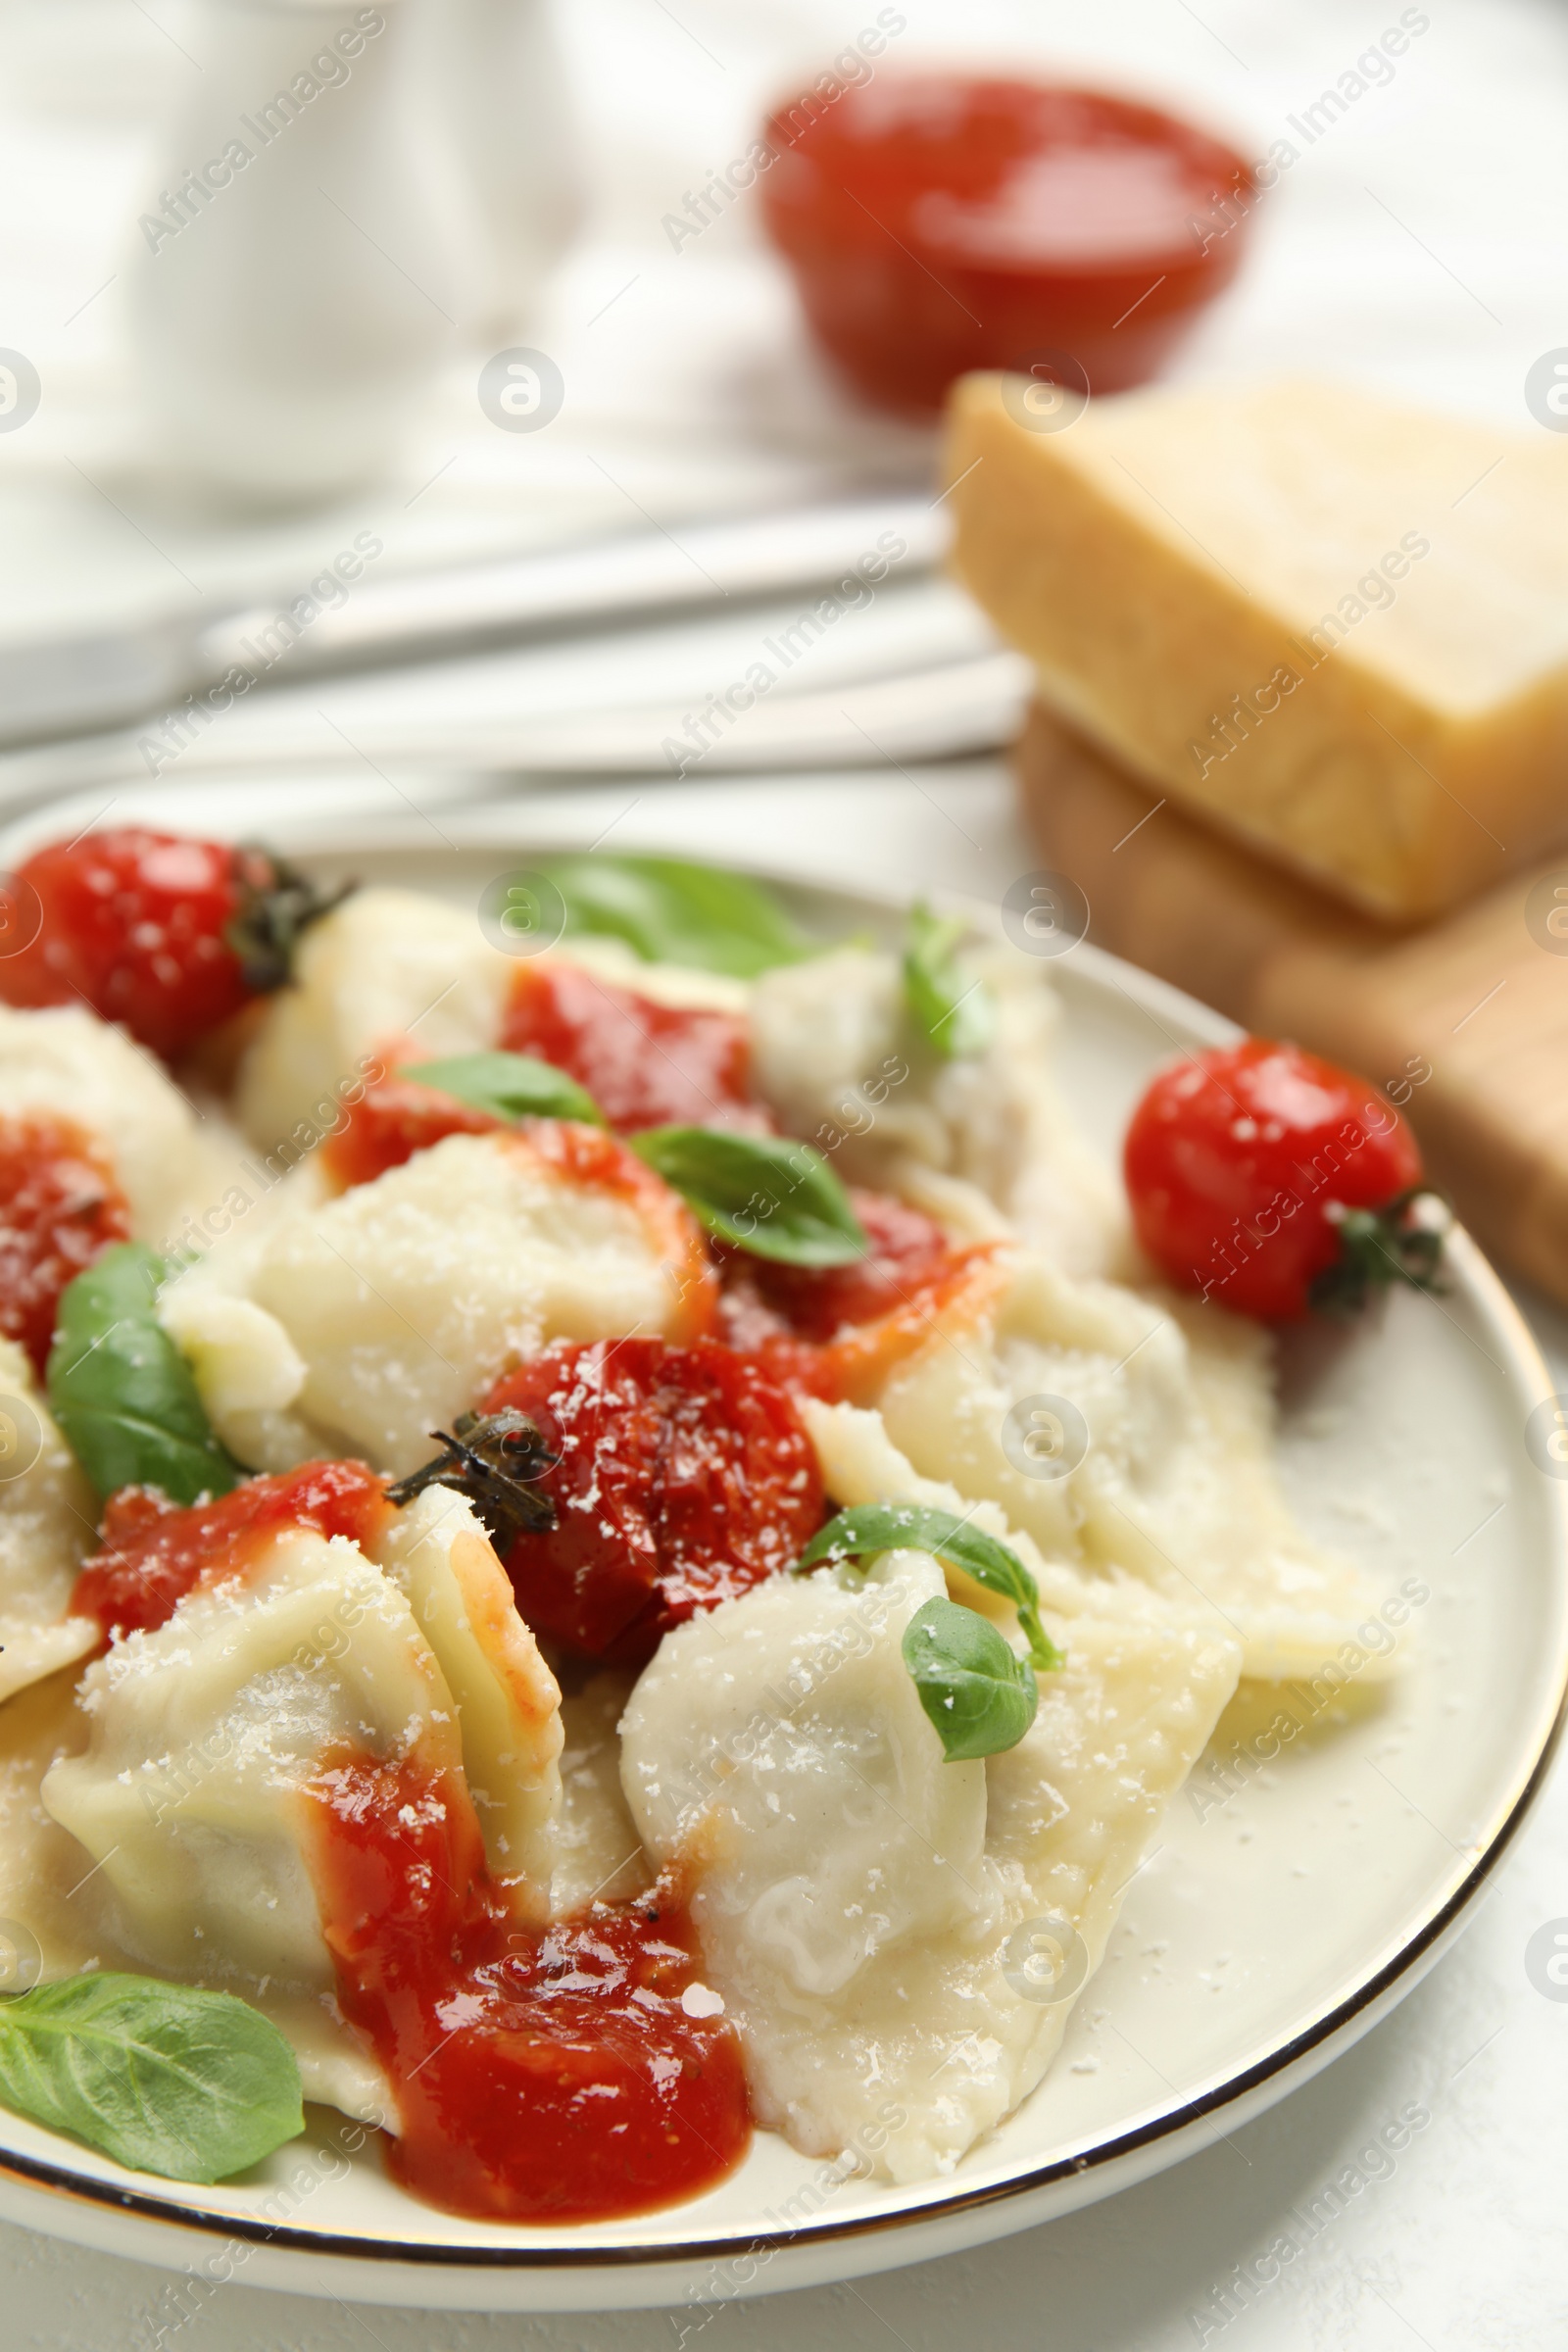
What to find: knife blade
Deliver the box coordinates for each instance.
[0,493,945,752]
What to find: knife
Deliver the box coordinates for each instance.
[0,494,946,751]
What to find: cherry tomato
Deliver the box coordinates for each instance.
[481,1337,823,1664]
[0,828,337,1061]
[1124,1038,1437,1321]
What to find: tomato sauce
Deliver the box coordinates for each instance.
[0,1112,131,1375]
[502,961,767,1134]
[306,1749,751,2223]
[321,1074,501,1191]
[760,75,1255,416]
[482,1337,823,1664]
[717,1190,1002,1404]
[72,1460,392,1639]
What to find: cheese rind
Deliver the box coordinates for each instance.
[944,373,1568,919]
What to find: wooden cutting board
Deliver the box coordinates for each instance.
[1014,699,1568,1309]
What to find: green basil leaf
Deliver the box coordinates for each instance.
[798,1502,1064,1672]
[543,854,814,978]
[47,1243,241,1505]
[0,1974,304,2182]
[904,902,996,1060]
[902,1596,1039,1761]
[800,1501,1028,1594]
[629,1126,867,1266]
[404,1050,604,1127]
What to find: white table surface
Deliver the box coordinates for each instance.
[4,0,1568,2339]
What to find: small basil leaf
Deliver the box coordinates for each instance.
[902,1596,1039,1761]
[47,1244,241,1506]
[0,1974,304,2182]
[403,1050,605,1127]
[798,1503,1064,1672]
[630,1126,867,1267]
[543,854,814,978]
[904,902,996,1061]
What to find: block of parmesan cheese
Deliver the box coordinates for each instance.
[943,374,1568,920]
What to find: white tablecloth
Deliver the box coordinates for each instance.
[2,0,1567,2340]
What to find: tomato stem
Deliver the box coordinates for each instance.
[224,848,354,994]
[1307,1188,1447,1317]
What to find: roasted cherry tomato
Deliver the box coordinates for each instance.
[1123,1038,1440,1321]
[0,828,343,1061]
[481,1337,823,1664]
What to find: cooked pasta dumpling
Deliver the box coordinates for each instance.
[40,1527,468,1989]
[748,944,1118,1275]
[0,1340,98,1704]
[0,1002,242,1250]
[236,887,511,1152]
[373,1486,563,1893]
[622,1549,1239,2178]
[3,1477,564,2118]
[159,1128,711,1475]
[869,1253,1385,1681]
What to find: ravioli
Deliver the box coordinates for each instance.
[0,1003,243,1251]
[7,1487,564,2123]
[0,1632,393,2125]
[372,1486,563,1899]
[870,1252,1386,1681]
[40,1527,466,1989]
[0,1341,99,1705]
[159,1129,710,1475]
[236,887,512,1152]
[0,843,1414,2214]
[801,1393,1182,1637]
[748,943,1118,1275]
[621,1549,1239,2177]
[234,889,750,1156]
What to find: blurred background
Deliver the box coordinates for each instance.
[0,0,1553,633]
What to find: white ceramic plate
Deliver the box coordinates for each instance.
[0,781,1562,2316]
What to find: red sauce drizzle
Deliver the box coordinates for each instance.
[0,1112,131,1375]
[72,1455,754,2223]
[322,1075,501,1192]
[482,1337,823,1664]
[717,1190,1001,1404]
[502,961,767,1134]
[305,1750,751,2223]
[71,1460,392,1639]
